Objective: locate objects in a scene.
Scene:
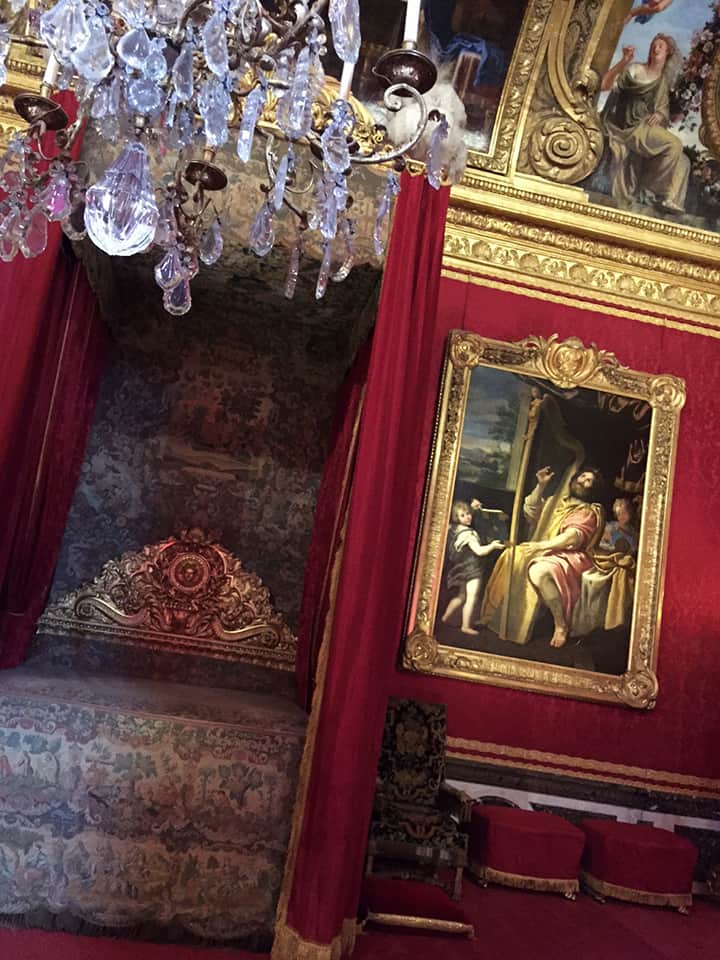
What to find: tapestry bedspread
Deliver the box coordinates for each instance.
[0,667,306,942]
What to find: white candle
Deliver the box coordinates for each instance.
[339,61,355,100]
[43,53,61,89]
[402,0,422,45]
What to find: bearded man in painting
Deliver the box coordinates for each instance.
[481,467,605,649]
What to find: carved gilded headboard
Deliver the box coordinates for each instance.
[38,529,296,672]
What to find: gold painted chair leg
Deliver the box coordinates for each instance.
[564,890,576,901]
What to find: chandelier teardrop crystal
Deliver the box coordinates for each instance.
[1,0,447,313]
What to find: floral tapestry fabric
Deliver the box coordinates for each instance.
[0,664,306,941]
[48,261,378,632]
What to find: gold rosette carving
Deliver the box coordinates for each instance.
[527,114,604,184]
[405,632,439,672]
[616,669,659,710]
[649,375,687,411]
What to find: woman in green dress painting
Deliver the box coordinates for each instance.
[601,34,689,213]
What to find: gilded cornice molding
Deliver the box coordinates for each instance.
[443,198,720,331]
[0,39,45,147]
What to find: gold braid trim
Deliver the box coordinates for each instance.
[581,871,693,909]
[272,920,360,960]
[469,860,579,896]
[366,912,474,937]
[272,393,366,958]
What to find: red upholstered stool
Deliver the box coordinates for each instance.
[361,876,475,937]
[579,819,698,913]
[468,804,585,898]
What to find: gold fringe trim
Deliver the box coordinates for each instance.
[272,919,360,960]
[272,394,365,956]
[366,912,474,937]
[580,870,692,909]
[469,860,579,896]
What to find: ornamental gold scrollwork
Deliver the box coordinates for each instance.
[525,334,618,388]
[649,375,687,411]
[615,669,659,710]
[518,0,605,184]
[526,114,604,184]
[405,632,439,673]
[449,332,486,369]
[38,529,297,670]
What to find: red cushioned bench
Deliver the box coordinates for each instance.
[579,819,698,913]
[468,805,585,899]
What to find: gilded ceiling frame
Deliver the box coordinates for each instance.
[448,0,720,330]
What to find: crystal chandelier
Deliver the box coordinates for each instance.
[0,1,448,314]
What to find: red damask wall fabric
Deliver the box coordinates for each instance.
[390,277,720,780]
[283,174,451,947]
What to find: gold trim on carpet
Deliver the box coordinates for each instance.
[469,860,579,897]
[366,912,474,937]
[580,871,692,909]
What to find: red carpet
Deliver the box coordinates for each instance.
[2,882,719,959]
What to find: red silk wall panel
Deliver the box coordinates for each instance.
[390,276,720,781]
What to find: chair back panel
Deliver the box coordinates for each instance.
[377,698,447,808]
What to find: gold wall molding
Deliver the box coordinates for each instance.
[0,38,44,147]
[443,200,720,329]
[453,173,720,263]
[446,737,720,796]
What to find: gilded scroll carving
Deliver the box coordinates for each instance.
[39,529,297,670]
[519,0,607,184]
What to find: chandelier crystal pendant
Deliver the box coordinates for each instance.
[0,0,448,313]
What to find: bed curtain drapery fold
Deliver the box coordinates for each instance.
[0,93,105,668]
[279,172,451,957]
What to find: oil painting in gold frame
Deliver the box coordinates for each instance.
[403,331,685,709]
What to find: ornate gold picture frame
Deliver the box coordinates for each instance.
[403,331,685,709]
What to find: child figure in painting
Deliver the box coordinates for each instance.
[625,0,674,26]
[598,497,640,555]
[441,501,505,636]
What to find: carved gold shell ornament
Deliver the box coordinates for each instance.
[39,529,297,670]
[403,331,686,709]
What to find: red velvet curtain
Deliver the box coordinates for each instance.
[0,93,104,667]
[295,340,371,710]
[278,173,450,953]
